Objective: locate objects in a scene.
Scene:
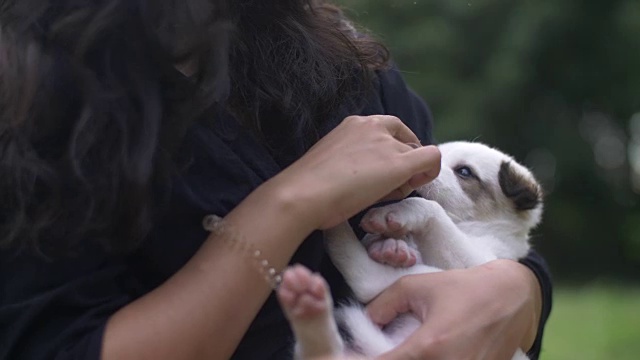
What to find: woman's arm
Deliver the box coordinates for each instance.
[101,115,442,360]
[365,260,542,360]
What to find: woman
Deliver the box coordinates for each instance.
[0,0,551,359]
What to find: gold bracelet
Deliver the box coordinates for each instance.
[202,215,283,290]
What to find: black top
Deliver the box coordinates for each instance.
[0,68,552,360]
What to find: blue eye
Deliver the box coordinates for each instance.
[455,166,474,179]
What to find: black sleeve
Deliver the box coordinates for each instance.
[520,249,553,360]
[0,248,133,360]
[374,66,553,359]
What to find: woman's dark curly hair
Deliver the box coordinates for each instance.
[0,0,389,254]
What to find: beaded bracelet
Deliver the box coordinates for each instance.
[202,215,283,290]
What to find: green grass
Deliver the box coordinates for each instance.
[541,284,640,360]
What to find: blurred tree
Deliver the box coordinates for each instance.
[338,0,640,282]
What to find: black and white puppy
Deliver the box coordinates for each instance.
[276,141,544,360]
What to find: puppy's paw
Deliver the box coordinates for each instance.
[363,235,420,268]
[277,265,344,358]
[277,264,331,321]
[361,204,411,236]
[361,198,439,237]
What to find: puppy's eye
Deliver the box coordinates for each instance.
[455,166,474,179]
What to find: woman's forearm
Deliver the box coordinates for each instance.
[102,182,313,360]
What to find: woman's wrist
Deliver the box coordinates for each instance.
[249,162,337,233]
[221,175,318,251]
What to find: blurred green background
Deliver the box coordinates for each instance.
[337,0,640,358]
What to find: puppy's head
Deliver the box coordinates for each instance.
[417,141,543,231]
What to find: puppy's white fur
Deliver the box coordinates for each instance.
[287,141,543,360]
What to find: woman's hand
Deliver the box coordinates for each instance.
[264,115,441,231]
[366,260,542,360]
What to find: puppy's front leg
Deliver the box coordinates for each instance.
[324,222,438,303]
[362,198,495,269]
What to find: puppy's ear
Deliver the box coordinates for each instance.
[499,161,542,211]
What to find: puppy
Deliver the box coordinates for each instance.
[276,141,544,360]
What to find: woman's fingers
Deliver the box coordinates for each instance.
[365,277,414,327]
[381,116,423,146]
[404,145,441,180]
[345,115,422,145]
[379,145,441,202]
[404,145,441,192]
[378,183,414,202]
